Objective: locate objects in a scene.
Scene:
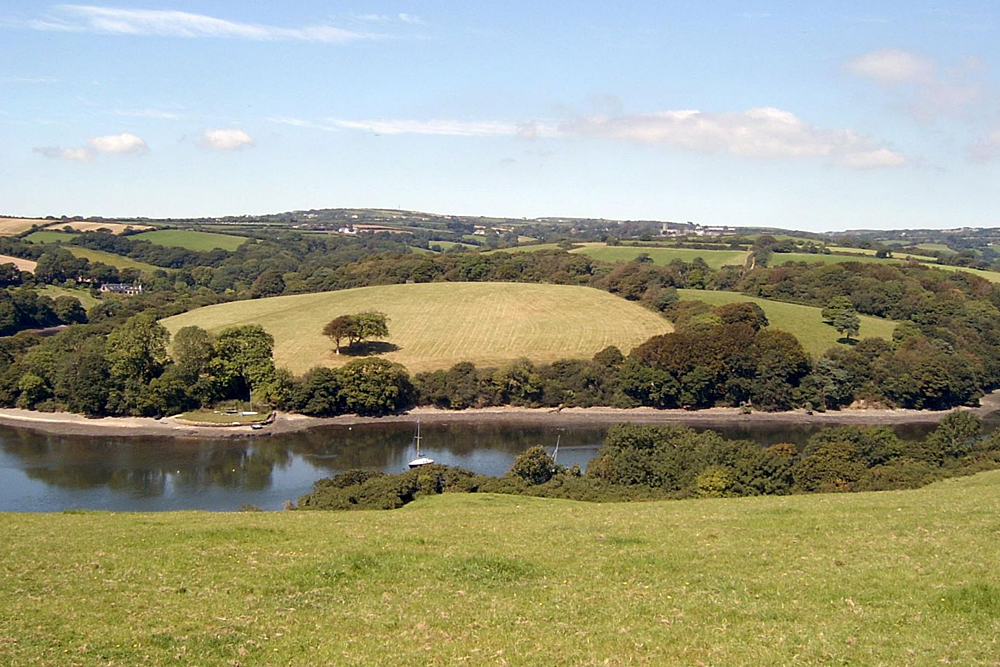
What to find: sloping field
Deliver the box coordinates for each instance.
[824,246,938,262]
[2,471,1000,665]
[36,285,99,308]
[66,247,164,273]
[132,229,250,251]
[677,289,897,356]
[42,221,152,234]
[0,255,37,272]
[770,252,1000,283]
[24,230,78,244]
[0,218,46,235]
[572,244,750,269]
[162,282,673,374]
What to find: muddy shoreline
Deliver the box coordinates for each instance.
[0,391,997,438]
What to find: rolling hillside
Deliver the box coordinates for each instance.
[132,229,250,252]
[677,289,898,356]
[162,282,673,374]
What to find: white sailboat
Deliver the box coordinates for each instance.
[408,421,434,468]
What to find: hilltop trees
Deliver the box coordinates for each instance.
[322,311,389,354]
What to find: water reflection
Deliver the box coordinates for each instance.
[0,417,978,512]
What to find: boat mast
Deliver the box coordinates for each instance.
[414,421,422,457]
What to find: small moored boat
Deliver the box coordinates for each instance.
[408,422,434,468]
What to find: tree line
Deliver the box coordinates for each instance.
[295,411,1000,510]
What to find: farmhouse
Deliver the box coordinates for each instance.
[100,282,143,296]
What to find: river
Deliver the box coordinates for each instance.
[0,417,995,512]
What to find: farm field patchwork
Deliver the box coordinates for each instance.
[42,221,152,234]
[132,229,250,252]
[824,246,938,262]
[162,282,673,374]
[23,230,79,244]
[570,243,750,269]
[0,218,47,235]
[1,471,999,665]
[677,289,897,356]
[66,247,165,273]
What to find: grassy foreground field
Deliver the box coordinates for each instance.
[162,283,672,374]
[678,289,897,356]
[132,229,250,252]
[2,472,999,665]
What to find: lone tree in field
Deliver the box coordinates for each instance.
[323,311,390,354]
[833,309,861,342]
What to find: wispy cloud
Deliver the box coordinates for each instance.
[968,128,1000,161]
[199,128,255,150]
[273,116,561,138]
[353,12,427,25]
[27,5,377,43]
[275,108,905,169]
[114,108,186,120]
[34,146,93,162]
[846,48,986,121]
[0,75,59,84]
[563,107,907,168]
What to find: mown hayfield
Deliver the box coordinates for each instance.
[572,244,750,269]
[132,229,250,252]
[0,254,37,272]
[824,246,938,262]
[0,218,47,235]
[2,472,1000,666]
[66,247,165,273]
[677,289,897,356]
[162,283,673,374]
[24,230,79,244]
[42,221,152,234]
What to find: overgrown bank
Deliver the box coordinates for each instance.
[297,413,1000,510]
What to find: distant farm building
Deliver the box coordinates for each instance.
[100,283,143,296]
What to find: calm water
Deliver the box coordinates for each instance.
[0,418,989,512]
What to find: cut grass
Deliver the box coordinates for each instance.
[572,244,750,268]
[36,285,99,308]
[23,230,79,244]
[2,471,1000,665]
[162,282,673,374]
[677,289,897,356]
[0,218,49,235]
[66,247,166,273]
[0,254,37,272]
[131,229,250,252]
[42,221,152,234]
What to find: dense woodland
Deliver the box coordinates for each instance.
[0,224,997,417]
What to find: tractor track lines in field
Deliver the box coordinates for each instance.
[163,283,673,374]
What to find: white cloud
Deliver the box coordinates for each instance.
[846,48,985,121]
[562,107,906,167]
[34,146,93,162]
[846,47,934,83]
[353,13,426,25]
[199,128,255,150]
[86,131,148,155]
[28,5,374,43]
[114,108,185,120]
[274,108,903,168]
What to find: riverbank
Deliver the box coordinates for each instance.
[0,390,997,438]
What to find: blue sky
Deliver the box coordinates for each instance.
[2,1,1000,230]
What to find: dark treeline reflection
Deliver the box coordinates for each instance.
[0,418,963,511]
